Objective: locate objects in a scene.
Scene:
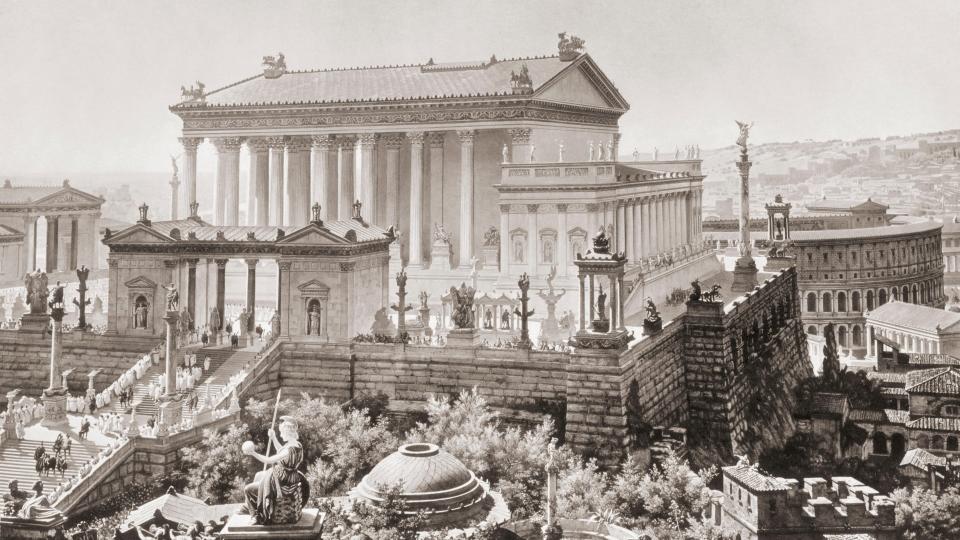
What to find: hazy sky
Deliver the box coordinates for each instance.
[1,0,959,175]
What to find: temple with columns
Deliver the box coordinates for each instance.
[168,36,718,318]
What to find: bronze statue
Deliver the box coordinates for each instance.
[645,298,660,322]
[591,226,610,254]
[419,291,429,311]
[596,284,607,320]
[735,120,753,151]
[689,279,703,302]
[241,416,310,525]
[270,310,281,338]
[448,283,477,329]
[24,269,49,315]
[134,300,148,329]
[162,283,179,312]
[482,226,500,247]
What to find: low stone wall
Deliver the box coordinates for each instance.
[0,330,159,406]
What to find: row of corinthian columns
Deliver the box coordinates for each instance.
[180,130,478,267]
[611,188,702,262]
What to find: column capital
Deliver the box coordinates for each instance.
[526,204,539,214]
[310,134,335,150]
[212,137,243,152]
[357,133,378,146]
[285,136,311,151]
[278,260,292,271]
[557,203,569,213]
[507,128,531,144]
[406,131,426,145]
[456,130,476,144]
[246,137,269,152]
[244,258,259,268]
[428,132,445,148]
[214,258,229,268]
[383,134,404,149]
[179,137,203,151]
[107,258,118,269]
[185,258,199,268]
[499,204,511,213]
[265,136,286,150]
[163,259,179,269]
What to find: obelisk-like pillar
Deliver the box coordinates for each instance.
[156,309,182,437]
[731,136,758,292]
[41,303,68,427]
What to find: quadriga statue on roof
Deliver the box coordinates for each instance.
[241,416,310,525]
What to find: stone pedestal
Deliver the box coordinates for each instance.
[429,240,453,272]
[445,327,481,348]
[731,255,758,293]
[0,513,67,540]
[480,245,499,271]
[220,509,324,540]
[764,256,795,272]
[18,313,49,334]
[156,395,183,437]
[40,388,67,428]
[642,318,662,336]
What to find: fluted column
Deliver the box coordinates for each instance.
[681,192,690,245]
[407,132,425,267]
[632,200,643,260]
[457,130,476,268]
[311,135,334,221]
[616,202,626,255]
[179,137,202,215]
[267,137,285,226]
[245,259,257,334]
[247,138,269,226]
[557,204,568,276]
[499,204,509,273]
[45,215,58,272]
[669,193,678,249]
[428,133,445,237]
[357,134,377,222]
[213,137,242,226]
[653,196,662,255]
[383,135,403,227]
[625,201,635,262]
[57,216,70,271]
[508,128,531,164]
[286,137,311,226]
[22,216,36,275]
[337,136,356,220]
[527,204,538,276]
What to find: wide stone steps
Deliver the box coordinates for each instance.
[0,437,106,497]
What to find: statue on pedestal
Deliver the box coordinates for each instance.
[16,481,61,520]
[239,308,251,338]
[270,310,280,338]
[515,273,535,347]
[162,283,179,312]
[48,281,65,312]
[736,120,753,152]
[642,298,662,335]
[538,266,566,343]
[73,266,91,329]
[590,226,610,255]
[209,307,221,333]
[178,307,193,336]
[448,283,477,329]
[240,416,310,525]
[24,269,48,315]
[433,222,451,245]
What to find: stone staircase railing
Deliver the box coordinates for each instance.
[51,435,134,514]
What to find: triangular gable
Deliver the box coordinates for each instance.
[276,223,350,245]
[297,279,331,294]
[851,199,889,211]
[105,224,175,245]
[534,54,629,111]
[124,275,158,289]
[33,187,104,207]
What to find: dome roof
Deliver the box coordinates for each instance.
[350,443,509,528]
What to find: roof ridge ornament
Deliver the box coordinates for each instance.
[262,52,287,79]
[558,32,585,61]
[180,81,205,102]
[310,202,324,226]
[137,203,151,227]
[510,63,533,95]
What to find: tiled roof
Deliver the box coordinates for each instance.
[125,490,241,529]
[907,416,960,432]
[810,392,847,417]
[806,198,888,212]
[881,387,908,397]
[907,353,960,367]
[126,219,392,244]
[722,465,789,492]
[0,185,59,204]
[899,448,947,471]
[867,301,960,333]
[185,55,621,108]
[791,222,940,243]
[847,409,909,425]
[867,371,907,386]
[905,368,960,395]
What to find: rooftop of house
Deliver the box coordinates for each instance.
[867,301,960,333]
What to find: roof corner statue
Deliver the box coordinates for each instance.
[262,51,287,79]
[180,80,205,102]
[558,32,585,61]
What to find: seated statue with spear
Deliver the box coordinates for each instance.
[240,390,310,525]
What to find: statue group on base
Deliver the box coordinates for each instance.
[241,415,310,525]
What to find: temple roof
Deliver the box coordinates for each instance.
[0,180,104,208]
[866,301,960,333]
[172,54,629,111]
[899,448,947,472]
[790,222,941,243]
[124,487,240,530]
[805,197,888,213]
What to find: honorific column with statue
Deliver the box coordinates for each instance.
[731,120,758,292]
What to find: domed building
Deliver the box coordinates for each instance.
[349,443,509,528]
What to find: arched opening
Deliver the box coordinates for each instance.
[133,295,148,329]
[852,291,861,312]
[822,292,833,312]
[891,287,899,301]
[912,285,919,304]
[807,325,818,336]
[837,292,847,312]
[305,298,322,336]
[838,326,848,347]
[806,292,817,313]
[879,289,887,306]
[891,433,907,458]
[852,325,862,347]
[866,290,875,311]
[932,435,945,450]
[872,432,888,454]
[917,435,930,449]
[948,436,959,452]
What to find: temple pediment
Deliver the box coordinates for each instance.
[124,275,158,290]
[297,279,331,294]
[535,55,629,111]
[105,225,175,245]
[33,187,104,207]
[278,224,351,246]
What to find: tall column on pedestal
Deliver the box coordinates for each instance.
[499,204,509,273]
[267,137,285,226]
[357,134,377,223]
[337,136,356,220]
[213,137,242,226]
[457,130,476,268]
[22,216,36,275]
[179,137,202,216]
[247,138,269,226]
[170,170,180,220]
[508,128,531,163]
[427,133,445,237]
[527,204,538,277]
[383,135,403,227]
[731,130,758,293]
[156,309,182,437]
[245,259,257,334]
[45,215,58,272]
[557,204,568,275]
[312,135,335,221]
[41,303,67,427]
[285,138,311,226]
[407,132,425,267]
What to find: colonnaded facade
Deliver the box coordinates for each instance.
[0,179,103,281]
[168,37,716,318]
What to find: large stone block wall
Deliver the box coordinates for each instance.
[619,320,689,437]
[0,330,159,406]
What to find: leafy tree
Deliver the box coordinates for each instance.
[179,422,253,503]
[822,322,840,383]
[893,486,960,540]
[555,456,614,520]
